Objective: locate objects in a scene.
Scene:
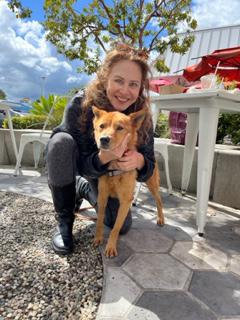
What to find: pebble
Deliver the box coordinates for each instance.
[0,191,103,319]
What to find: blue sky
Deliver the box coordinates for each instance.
[1,0,240,101]
[20,0,45,21]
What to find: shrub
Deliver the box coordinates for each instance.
[154,113,170,138]
[30,94,68,125]
[217,113,240,145]
[2,114,57,130]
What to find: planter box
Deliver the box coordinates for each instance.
[0,128,51,166]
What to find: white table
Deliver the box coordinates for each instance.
[150,89,240,235]
[0,100,19,161]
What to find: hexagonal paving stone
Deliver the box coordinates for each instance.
[123,253,191,289]
[99,240,134,267]
[97,267,142,318]
[131,208,158,230]
[235,225,240,235]
[204,222,240,254]
[230,255,240,276]
[221,319,240,320]
[122,229,173,253]
[159,223,197,241]
[170,241,228,271]
[189,270,240,316]
[127,291,217,320]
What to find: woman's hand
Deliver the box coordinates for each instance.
[114,150,145,171]
[98,134,130,164]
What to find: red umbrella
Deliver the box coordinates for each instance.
[149,78,173,92]
[183,46,240,82]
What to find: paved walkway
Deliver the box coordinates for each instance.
[1,167,240,320]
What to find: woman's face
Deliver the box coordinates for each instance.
[106,60,142,111]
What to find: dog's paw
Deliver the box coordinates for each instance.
[157,216,165,225]
[104,245,118,257]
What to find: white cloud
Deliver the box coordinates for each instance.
[192,0,240,30]
[0,0,89,100]
[66,76,83,84]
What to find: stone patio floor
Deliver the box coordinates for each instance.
[0,166,240,320]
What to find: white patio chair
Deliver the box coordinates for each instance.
[133,98,173,205]
[14,96,67,175]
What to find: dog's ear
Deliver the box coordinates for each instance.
[130,107,147,129]
[92,106,106,119]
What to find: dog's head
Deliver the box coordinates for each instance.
[92,106,146,151]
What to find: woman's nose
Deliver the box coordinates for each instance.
[120,83,129,94]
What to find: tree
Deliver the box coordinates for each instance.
[8,0,197,74]
[7,0,32,19]
[0,89,7,100]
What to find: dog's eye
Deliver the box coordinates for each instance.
[99,123,105,129]
[116,125,124,131]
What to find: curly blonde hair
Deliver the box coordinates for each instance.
[82,45,153,144]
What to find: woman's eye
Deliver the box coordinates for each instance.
[129,82,140,88]
[115,78,123,85]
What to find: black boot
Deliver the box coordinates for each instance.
[49,182,76,255]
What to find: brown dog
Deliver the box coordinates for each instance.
[92,106,164,257]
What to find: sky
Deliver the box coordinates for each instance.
[1,0,240,101]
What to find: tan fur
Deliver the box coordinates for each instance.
[92,106,164,257]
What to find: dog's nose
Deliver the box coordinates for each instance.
[100,136,110,148]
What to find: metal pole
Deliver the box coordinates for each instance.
[41,76,46,97]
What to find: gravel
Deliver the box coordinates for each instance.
[0,191,103,320]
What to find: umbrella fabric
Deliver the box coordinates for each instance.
[183,46,240,82]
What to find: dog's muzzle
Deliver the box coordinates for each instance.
[99,136,111,149]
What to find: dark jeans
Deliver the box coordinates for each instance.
[46,132,132,234]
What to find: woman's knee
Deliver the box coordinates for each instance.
[47,132,76,158]
[46,132,78,186]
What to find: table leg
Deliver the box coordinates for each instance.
[150,101,160,129]
[196,107,219,235]
[6,110,18,161]
[181,113,199,193]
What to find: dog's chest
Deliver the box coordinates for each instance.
[101,171,137,198]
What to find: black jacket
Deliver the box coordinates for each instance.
[52,92,156,182]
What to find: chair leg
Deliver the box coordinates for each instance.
[14,139,26,176]
[133,140,173,205]
[33,142,43,169]
[132,182,142,206]
[160,144,173,194]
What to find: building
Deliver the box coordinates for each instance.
[152,24,240,78]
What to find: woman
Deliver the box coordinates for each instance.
[46,44,156,255]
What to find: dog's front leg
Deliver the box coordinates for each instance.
[94,180,109,246]
[105,200,132,257]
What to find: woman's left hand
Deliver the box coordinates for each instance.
[114,150,145,171]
